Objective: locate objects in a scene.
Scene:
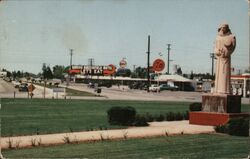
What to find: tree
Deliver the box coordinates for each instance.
[24,72,30,80]
[116,68,131,77]
[177,67,182,75]
[135,67,147,78]
[244,67,250,73]
[42,63,53,79]
[16,70,22,78]
[53,65,65,79]
[12,71,17,79]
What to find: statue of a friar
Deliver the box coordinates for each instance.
[214,23,236,94]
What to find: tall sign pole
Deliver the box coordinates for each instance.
[147,35,150,92]
[69,49,73,84]
[0,98,3,159]
[167,44,171,74]
[70,49,73,69]
[210,53,215,78]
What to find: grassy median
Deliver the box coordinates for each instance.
[1,98,191,136]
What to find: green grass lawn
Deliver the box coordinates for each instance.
[2,134,249,158]
[1,98,249,137]
[0,98,192,136]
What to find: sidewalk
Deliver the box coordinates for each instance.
[1,121,214,149]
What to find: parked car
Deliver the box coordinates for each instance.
[18,83,28,92]
[13,81,21,88]
[149,84,160,92]
[98,81,112,88]
[159,84,178,91]
[88,82,95,88]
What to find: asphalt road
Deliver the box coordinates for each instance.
[0,79,249,104]
[0,79,52,99]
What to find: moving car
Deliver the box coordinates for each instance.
[18,83,28,92]
[149,84,160,92]
[159,84,178,91]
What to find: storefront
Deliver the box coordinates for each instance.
[231,74,250,97]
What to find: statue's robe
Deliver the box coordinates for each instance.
[214,31,236,94]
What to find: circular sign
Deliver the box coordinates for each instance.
[119,59,127,68]
[153,59,165,72]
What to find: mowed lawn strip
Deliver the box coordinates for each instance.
[2,134,249,158]
[1,98,191,136]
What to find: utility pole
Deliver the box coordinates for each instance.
[167,44,171,74]
[147,35,150,92]
[70,49,73,69]
[43,63,46,99]
[0,98,3,159]
[210,53,215,79]
[88,58,94,78]
[69,49,73,84]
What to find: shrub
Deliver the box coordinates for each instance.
[175,112,183,121]
[215,125,227,133]
[134,115,149,126]
[215,118,249,137]
[107,106,136,126]
[155,114,165,121]
[165,112,175,121]
[183,111,189,120]
[145,112,154,122]
[189,102,202,111]
[227,118,249,137]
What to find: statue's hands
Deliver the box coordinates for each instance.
[221,47,230,58]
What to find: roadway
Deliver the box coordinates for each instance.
[0,79,249,104]
[0,79,52,99]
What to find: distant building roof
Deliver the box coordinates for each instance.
[156,74,193,82]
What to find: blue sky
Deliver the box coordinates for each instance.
[0,0,249,74]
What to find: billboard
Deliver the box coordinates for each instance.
[69,64,116,76]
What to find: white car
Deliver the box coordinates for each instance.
[149,84,160,92]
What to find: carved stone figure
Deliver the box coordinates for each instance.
[214,23,236,94]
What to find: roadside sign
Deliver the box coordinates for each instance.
[28,84,36,92]
[153,59,165,72]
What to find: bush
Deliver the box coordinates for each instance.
[183,111,189,120]
[189,102,202,111]
[227,118,249,137]
[175,112,184,121]
[134,115,149,126]
[215,125,227,133]
[165,112,175,121]
[145,112,154,122]
[215,118,249,137]
[155,114,165,121]
[107,106,136,126]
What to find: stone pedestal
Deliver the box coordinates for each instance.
[189,93,248,126]
[202,94,241,113]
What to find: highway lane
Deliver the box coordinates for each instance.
[0,79,16,93]
[0,79,53,99]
